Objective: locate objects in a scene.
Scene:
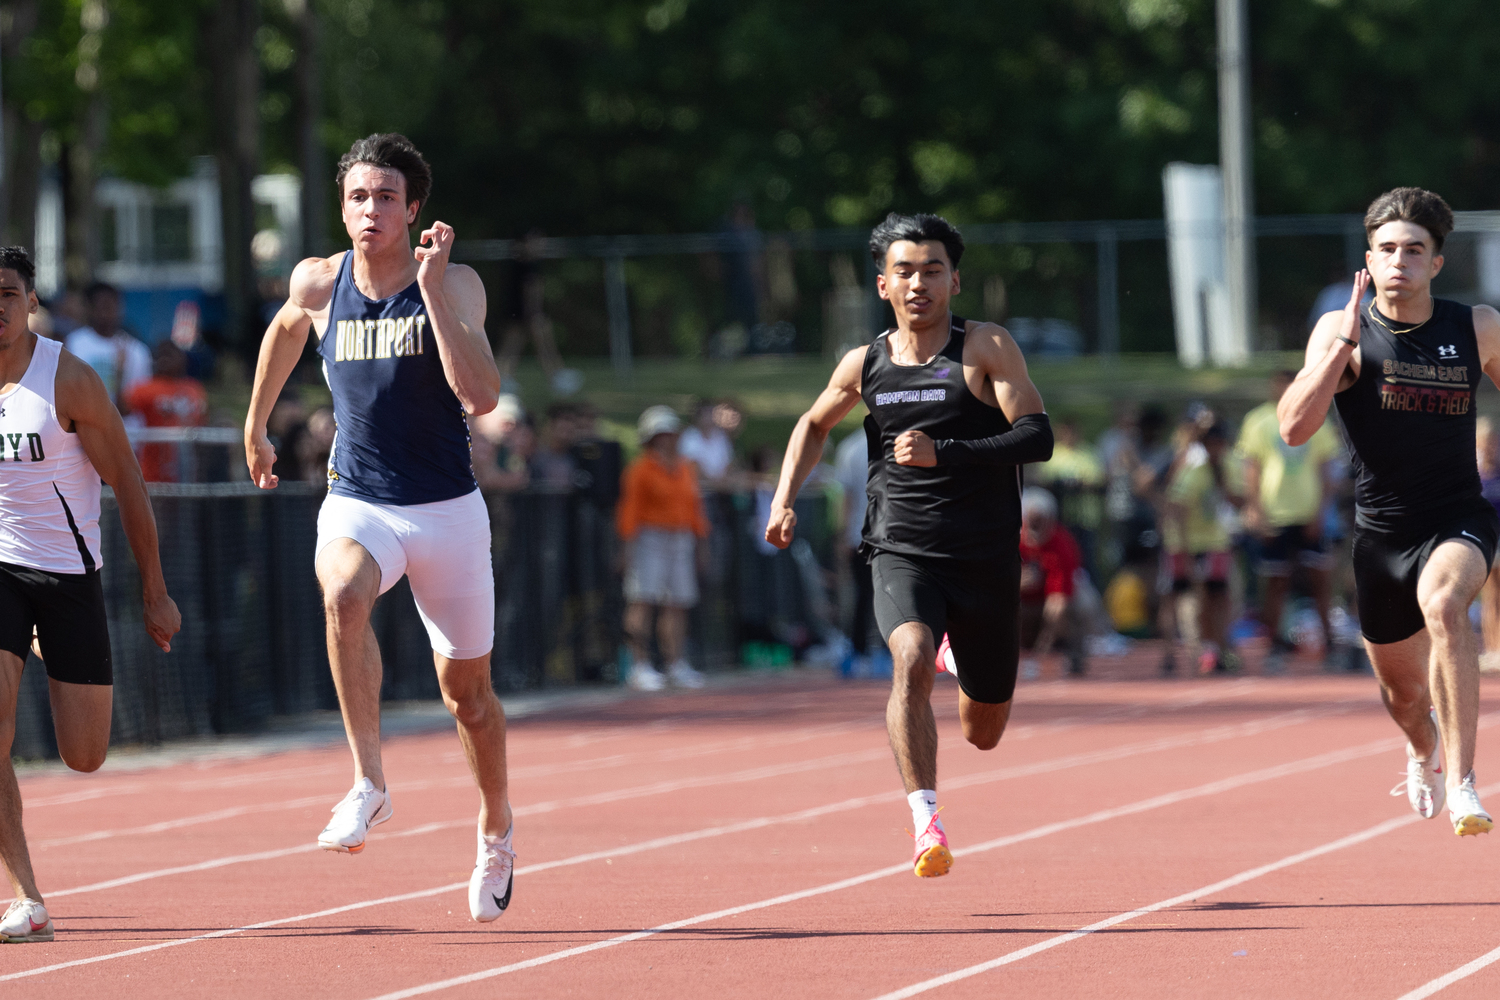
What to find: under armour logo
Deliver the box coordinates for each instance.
[0,406,5,417]
[1438,344,1458,358]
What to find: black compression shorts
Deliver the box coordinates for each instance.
[870,550,1020,704]
[0,561,113,685]
[1352,500,1500,645]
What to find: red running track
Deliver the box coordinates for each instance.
[6,645,1500,999]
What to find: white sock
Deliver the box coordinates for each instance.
[908,789,942,834]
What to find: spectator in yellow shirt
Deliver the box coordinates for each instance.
[1163,421,1243,675]
[617,406,710,691]
[1238,369,1341,671]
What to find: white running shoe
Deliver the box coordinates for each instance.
[1391,742,1445,819]
[627,662,666,691]
[1450,770,1494,837]
[469,825,515,922]
[318,778,392,853]
[0,898,53,943]
[667,660,706,689]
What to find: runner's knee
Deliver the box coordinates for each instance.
[964,725,1002,751]
[1418,588,1468,635]
[58,740,106,773]
[322,576,375,626]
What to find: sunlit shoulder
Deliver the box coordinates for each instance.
[289,253,342,312]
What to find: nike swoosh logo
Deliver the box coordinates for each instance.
[1461,531,1484,544]
[29,917,46,931]
[492,894,507,911]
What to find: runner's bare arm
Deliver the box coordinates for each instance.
[893,324,1051,468]
[1279,271,1368,446]
[55,352,181,653]
[415,221,501,416]
[1473,304,1500,391]
[765,347,865,550]
[244,255,336,488]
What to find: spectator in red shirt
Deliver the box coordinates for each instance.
[1018,486,1088,677]
[124,341,208,482]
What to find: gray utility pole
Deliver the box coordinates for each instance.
[1217,0,1256,358]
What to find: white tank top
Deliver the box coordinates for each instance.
[0,336,103,573]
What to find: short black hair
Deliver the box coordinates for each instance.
[869,213,965,270]
[0,247,35,292]
[83,280,120,303]
[336,133,433,217]
[1364,187,1454,253]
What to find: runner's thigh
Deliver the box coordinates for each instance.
[404,490,495,660]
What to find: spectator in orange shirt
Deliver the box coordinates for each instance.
[617,405,709,691]
[124,341,208,482]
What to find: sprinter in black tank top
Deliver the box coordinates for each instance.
[765,213,1053,878]
[1280,188,1500,837]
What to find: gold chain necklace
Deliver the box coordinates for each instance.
[1365,300,1432,337]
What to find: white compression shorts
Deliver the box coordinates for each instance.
[315,489,495,659]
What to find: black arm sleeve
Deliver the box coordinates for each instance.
[932,412,1054,467]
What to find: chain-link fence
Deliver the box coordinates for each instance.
[12,483,832,760]
[457,212,1500,365]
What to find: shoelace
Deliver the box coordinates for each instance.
[2,898,40,926]
[478,841,515,879]
[1390,770,1435,800]
[331,785,378,817]
[907,808,945,844]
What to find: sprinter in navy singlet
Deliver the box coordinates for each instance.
[765,213,1053,879]
[318,249,475,505]
[245,134,518,921]
[1280,187,1500,837]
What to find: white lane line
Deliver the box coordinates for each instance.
[355,731,1431,1000]
[6,722,1379,986]
[871,783,1500,1000]
[39,705,1345,899]
[1394,944,1500,999]
[30,681,1254,844]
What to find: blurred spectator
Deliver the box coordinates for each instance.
[568,401,623,509]
[1018,487,1087,678]
[1032,417,1104,582]
[298,407,337,483]
[1162,421,1243,675]
[1238,369,1338,671]
[834,424,875,670]
[680,398,744,489]
[124,341,208,482]
[470,394,531,492]
[65,282,151,413]
[617,406,709,691]
[1478,417,1500,672]
[48,289,87,338]
[266,395,308,484]
[531,401,583,488]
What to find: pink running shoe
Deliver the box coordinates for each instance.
[935,634,954,675]
[911,814,953,878]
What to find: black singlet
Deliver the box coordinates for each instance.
[860,315,1019,560]
[1333,297,1483,532]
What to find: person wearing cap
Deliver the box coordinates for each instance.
[616,405,710,690]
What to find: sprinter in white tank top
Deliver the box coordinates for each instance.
[0,247,180,943]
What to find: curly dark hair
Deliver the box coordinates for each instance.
[1364,187,1454,252]
[335,133,433,217]
[0,246,35,291]
[868,212,965,270]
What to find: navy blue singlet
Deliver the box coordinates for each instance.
[318,252,476,505]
